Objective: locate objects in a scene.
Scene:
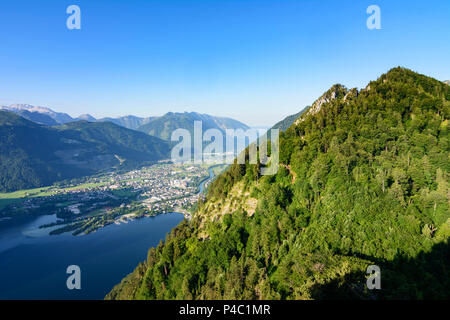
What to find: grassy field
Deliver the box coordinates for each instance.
[62,182,107,191]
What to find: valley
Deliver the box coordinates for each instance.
[2,0,449,305]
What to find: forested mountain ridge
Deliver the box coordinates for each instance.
[106,67,449,300]
[0,112,169,192]
[1,104,73,124]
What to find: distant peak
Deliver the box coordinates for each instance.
[324,84,348,99]
[77,114,96,121]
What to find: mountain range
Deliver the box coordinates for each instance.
[1,104,73,126]
[0,105,251,142]
[270,107,309,133]
[0,111,169,192]
[106,67,450,300]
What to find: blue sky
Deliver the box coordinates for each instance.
[0,0,449,126]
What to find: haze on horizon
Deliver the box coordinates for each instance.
[0,0,449,126]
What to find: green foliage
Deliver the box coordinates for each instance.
[270,107,309,133]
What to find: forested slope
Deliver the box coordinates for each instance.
[107,68,449,300]
[0,113,169,192]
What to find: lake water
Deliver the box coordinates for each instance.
[0,212,183,299]
[0,166,216,300]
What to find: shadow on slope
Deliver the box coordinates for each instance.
[310,241,449,300]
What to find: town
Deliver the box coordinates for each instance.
[0,163,226,236]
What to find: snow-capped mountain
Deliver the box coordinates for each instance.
[1,104,74,124]
[0,104,155,130]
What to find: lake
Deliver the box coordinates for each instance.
[0,212,184,299]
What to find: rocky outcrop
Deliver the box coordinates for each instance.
[294,84,348,125]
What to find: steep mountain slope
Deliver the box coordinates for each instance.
[271,107,309,133]
[445,80,450,85]
[107,68,449,300]
[0,112,169,192]
[137,112,250,141]
[5,109,59,126]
